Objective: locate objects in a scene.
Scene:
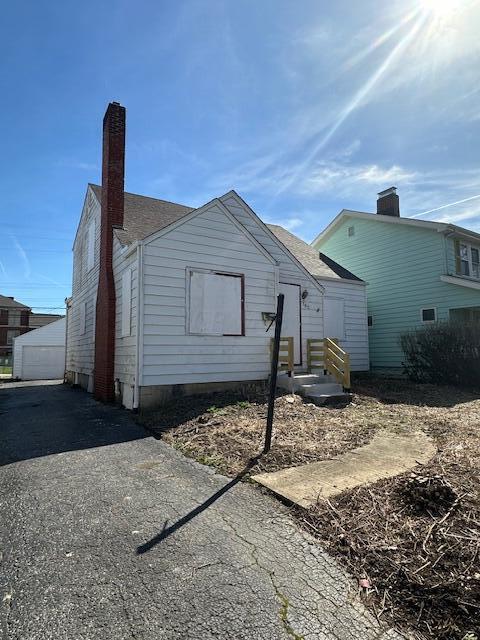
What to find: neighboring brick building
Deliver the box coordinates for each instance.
[0,294,64,362]
[0,295,31,361]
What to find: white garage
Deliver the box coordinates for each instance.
[13,317,66,380]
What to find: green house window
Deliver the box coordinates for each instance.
[455,239,480,279]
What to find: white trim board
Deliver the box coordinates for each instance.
[441,274,480,291]
[220,190,326,295]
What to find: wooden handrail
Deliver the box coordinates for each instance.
[324,337,350,390]
[271,336,294,375]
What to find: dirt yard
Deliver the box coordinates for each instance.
[138,376,480,640]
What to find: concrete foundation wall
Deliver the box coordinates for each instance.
[139,379,266,411]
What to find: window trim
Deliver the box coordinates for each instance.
[455,239,480,280]
[186,268,245,337]
[420,307,437,323]
[86,220,95,272]
[121,268,132,338]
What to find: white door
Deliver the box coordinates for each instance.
[279,283,302,365]
[324,298,345,340]
[22,346,65,380]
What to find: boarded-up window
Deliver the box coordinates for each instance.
[86,220,95,272]
[79,302,86,335]
[121,268,132,337]
[188,270,244,336]
[324,298,345,339]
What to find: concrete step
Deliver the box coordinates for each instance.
[306,392,352,406]
[291,374,336,384]
[300,383,344,395]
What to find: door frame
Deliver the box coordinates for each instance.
[279,282,302,367]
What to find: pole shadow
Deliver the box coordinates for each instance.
[136,453,262,555]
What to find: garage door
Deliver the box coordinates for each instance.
[22,346,65,380]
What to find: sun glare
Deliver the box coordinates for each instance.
[421,0,464,18]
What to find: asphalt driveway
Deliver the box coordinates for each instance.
[0,382,403,640]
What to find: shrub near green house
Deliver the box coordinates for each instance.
[312,187,480,371]
[401,321,480,389]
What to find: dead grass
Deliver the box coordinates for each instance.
[138,376,480,639]
[139,388,376,476]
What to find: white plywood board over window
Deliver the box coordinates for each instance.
[188,270,243,336]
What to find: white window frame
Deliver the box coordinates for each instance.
[121,268,132,338]
[79,302,86,335]
[186,268,245,337]
[420,307,437,324]
[456,240,480,280]
[86,220,95,272]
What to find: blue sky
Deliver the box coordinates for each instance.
[1,0,479,311]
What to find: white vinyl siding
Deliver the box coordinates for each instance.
[86,220,95,271]
[121,267,132,337]
[113,238,138,390]
[141,201,276,387]
[318,279,369,371]
[79,302,86,335]
[324,298,345,340]
[188,270,243,336]
[220,193,325,369]
[66,186,100,382]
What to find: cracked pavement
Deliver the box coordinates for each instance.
[0,382,405,639]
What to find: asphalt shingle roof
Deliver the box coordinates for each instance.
[0,295,30,309]
[90,184,194,245]
[266,224,362,281]
[90,185,362,282]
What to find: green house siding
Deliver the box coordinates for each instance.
[316,217,480,369]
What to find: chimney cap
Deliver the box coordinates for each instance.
[377,186,397,198]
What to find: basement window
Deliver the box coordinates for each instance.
[188,269,245,336]
[421,307,437,323]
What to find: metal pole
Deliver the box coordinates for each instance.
[264,293,284,454]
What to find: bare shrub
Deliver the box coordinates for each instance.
[400,321,480,389]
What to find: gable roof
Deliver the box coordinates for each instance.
[0,295,30,309]
[312,209,480,246]
[88,185,361,282]
[90,184,194,245]
[267,224,362,281]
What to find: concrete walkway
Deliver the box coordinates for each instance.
[253,431,436,508]
[0,382,405,639]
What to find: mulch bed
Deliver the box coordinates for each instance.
[138,376,480,639]
[139,387,374,476]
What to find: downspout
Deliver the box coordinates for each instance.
[133,241,144,410]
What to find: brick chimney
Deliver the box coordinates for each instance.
[377,186,400,217]
[94,102,126,402]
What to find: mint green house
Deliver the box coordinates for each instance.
[312,187,480,370]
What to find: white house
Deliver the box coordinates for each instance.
[13,317,66,380]
[65,103,368,410]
